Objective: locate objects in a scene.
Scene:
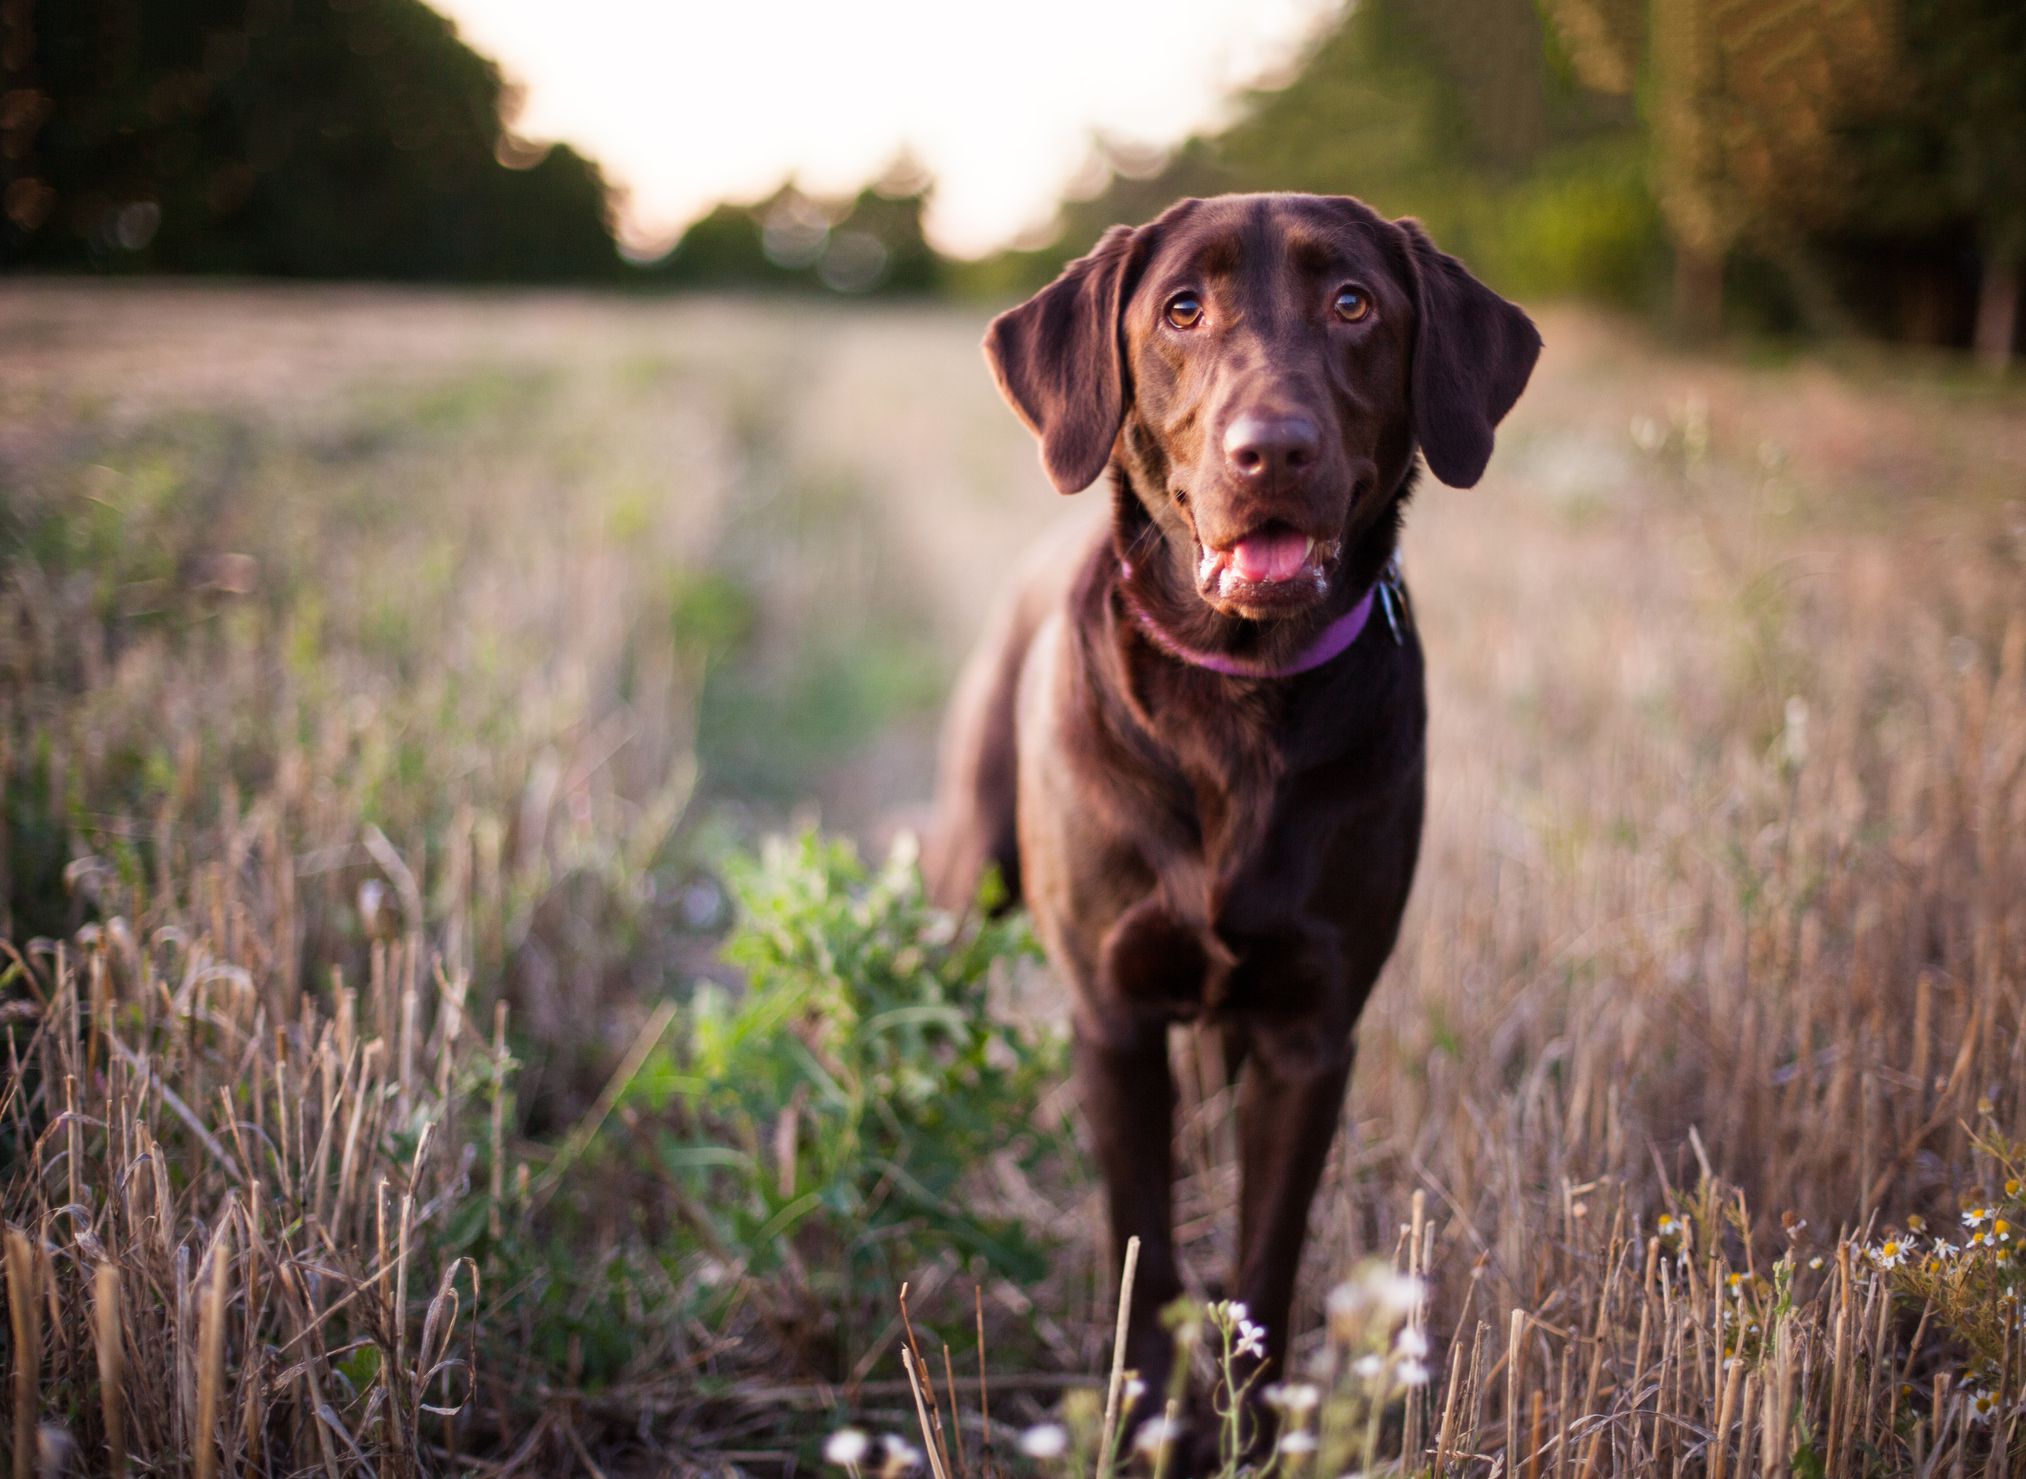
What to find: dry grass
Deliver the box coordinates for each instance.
[3,933,495,1474]
[2,282,2025,1475]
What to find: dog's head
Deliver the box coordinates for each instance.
[984,193,1540,619]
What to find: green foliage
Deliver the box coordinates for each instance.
[431,831,1062,1395]
[1475,137,1665,306]
[637,831,1061,1314]
[1022,0,1657,305]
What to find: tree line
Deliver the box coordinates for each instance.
[2,0,2019,357]
[1008,0,2022,361]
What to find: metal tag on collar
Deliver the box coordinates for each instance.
[1378,552,1404,645]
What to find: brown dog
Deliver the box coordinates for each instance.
[927,193,1538,1425]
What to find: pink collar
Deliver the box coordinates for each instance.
[1118,557,1395,679]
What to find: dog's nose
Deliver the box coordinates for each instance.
[1223,413,1320,482]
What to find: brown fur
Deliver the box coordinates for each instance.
[927,194,1540,1436]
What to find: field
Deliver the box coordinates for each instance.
[3,281,2025,1476]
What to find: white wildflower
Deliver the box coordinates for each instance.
[1133,1416,1184,1454]
[1377,1271,1426,1315]
[881,1435,924,1473]
[1018,1424,1068,1460]
[1325,1281,1367,1339]
[1236,1320,1268,1360]
[1264,1381,1321,1414]
[824,1429,870,1468]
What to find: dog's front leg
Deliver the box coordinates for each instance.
[1232,1039,1354,1386]
[1074,1019,1184,1404]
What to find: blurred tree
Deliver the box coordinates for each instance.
[1830,0,2026,364]
[643,159,941,297]
[999,0,1660,307]
[649,201,786,289]
[0,0,618,280]
[995,0,2015,357]
[1545,0,1897,337]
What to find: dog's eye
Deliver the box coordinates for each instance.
[1165,293,1203,330]
[1333,286,1371,323]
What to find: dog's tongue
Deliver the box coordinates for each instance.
[1230,528,1311,584]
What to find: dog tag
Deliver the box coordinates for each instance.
[1379,553,1405,644]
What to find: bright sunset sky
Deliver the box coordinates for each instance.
[430,0,1340,258]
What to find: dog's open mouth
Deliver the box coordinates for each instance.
[1197,522,1339,609]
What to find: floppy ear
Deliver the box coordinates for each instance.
[982,224,1139,494]
[1394,218,1541,489]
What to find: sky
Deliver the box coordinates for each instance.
[431,0,1340,259]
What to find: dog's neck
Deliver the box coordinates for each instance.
[1108,462,1414,674]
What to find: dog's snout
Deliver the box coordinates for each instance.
[1222,413,1320,482]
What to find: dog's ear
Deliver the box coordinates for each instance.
[1393,218,1541,489]
[983,224,1140,494]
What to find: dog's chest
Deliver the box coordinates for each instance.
[1101,734,1349,1018]
[1069,624,1426,1033]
